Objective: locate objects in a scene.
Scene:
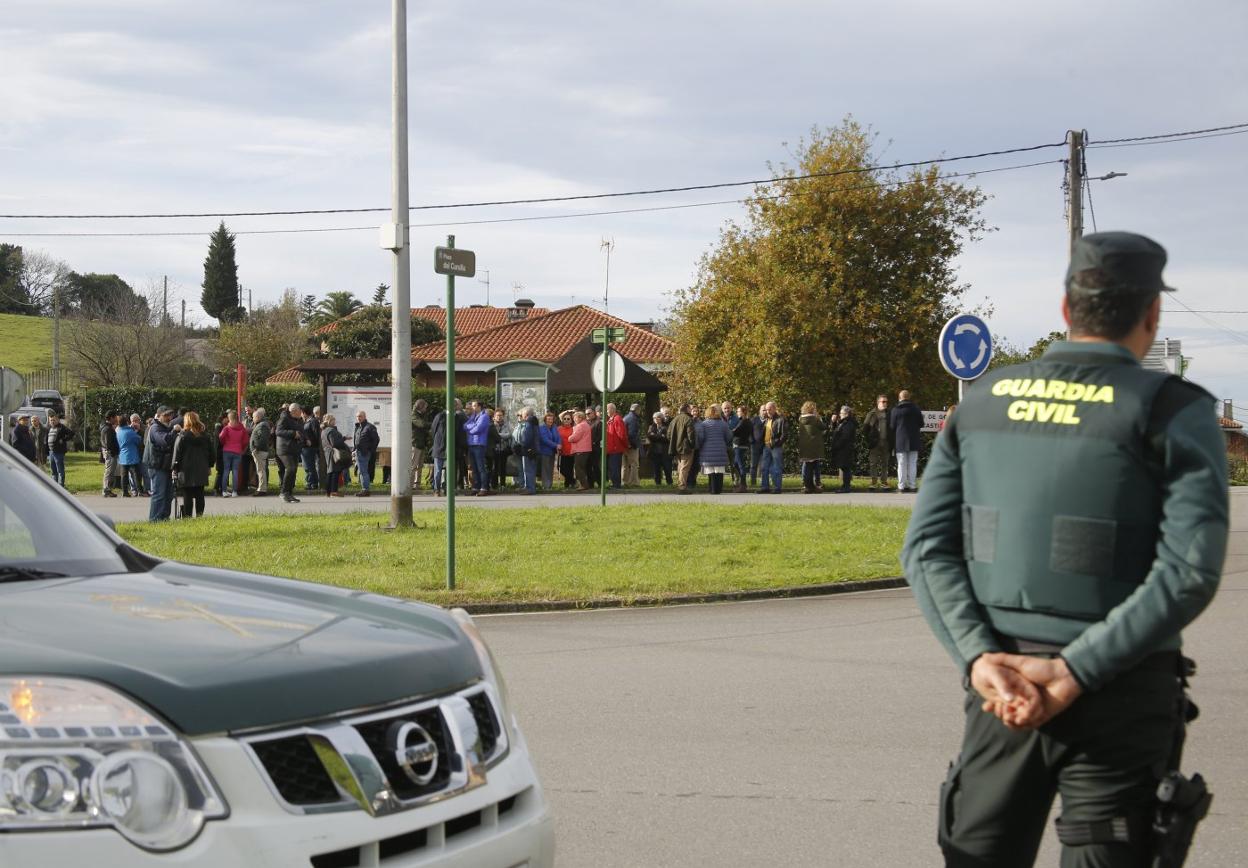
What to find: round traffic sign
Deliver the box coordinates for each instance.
[938,314,994,380]
[590,350,626,392]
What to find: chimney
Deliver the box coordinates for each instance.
[1224,399,1234,421]
[507,299,536,322]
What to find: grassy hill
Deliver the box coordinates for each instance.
[0,313,54,372]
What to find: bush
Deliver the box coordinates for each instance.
[246,384,320,416]
[1229,456,1248,487]
[77,385,320,449]
[412,387,494,414]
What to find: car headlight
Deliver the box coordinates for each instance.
[0,678,227,851]
[449,608,514,733]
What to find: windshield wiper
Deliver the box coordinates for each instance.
[0,566,68,583]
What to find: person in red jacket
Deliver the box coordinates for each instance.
[557,410,575,489]
[605,403,629,489]
[217,409,249,496]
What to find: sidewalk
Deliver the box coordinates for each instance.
[81,486,919,523]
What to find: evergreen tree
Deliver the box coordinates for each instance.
[0,244,29,314]
[299,294,318,325]
[371,283,389,306]
[201,222,244,323]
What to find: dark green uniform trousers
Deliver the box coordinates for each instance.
[939,654,1180,867]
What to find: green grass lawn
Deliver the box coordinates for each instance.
[0,313,53,372]
[116,503,911,606]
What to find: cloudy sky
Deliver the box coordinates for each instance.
[2,0,1246,403]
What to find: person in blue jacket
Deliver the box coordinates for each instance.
[538,411,562,491]
[464,401,493,495]
[116,416,144,495]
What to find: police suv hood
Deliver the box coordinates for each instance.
[0,563,482,736]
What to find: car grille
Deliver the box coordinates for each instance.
[354,705,453,800]
[243,685,507,814]
[466,690,501,758]
[249,735,341,805]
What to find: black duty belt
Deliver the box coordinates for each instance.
[995,632,1182,673]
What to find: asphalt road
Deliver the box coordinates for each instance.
[81,486,918,523]
[480,489,1248,867]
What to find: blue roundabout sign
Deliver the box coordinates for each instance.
[938,314,994,381]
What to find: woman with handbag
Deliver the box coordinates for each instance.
[171,411,214,517]
[321,414,350,497]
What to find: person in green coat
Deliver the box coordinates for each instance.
[668,404,697,493]
[411,398,431,490]
[902,232,1228,867]
[795,401,826,493]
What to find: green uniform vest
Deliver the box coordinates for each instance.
[951,347,1179,632]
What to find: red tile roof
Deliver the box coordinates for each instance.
[1219,416,1243,430]
[314,305,549,337]
[265,365,308,384]
[410,305,673,364]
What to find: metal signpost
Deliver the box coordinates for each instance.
[938,313,994,399]
[590,327,627,507]
[435,237,474,590]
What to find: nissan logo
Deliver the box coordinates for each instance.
[388,721,439,787]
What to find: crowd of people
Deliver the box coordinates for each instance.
[414,390,935,496]
[7,389,940,519]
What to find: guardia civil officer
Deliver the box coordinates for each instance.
[902,232,1227,867]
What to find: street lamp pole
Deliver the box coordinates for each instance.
[388,0,414,528]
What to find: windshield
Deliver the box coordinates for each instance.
[0,448,128,576]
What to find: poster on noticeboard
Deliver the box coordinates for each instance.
[326,386,393,449]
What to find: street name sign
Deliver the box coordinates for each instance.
[434,247,476,278]
[938,313,993,380]
[591,326,627,344]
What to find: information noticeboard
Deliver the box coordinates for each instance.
[326,386,393,449]
[499,381,546,425]
[921,410,948,433]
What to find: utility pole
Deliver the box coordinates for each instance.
[387,0,414,528]
[1067,130,1084,255]
[600,238,614,313]
[478,269,490,306]
[163,275,168,325]
[181,298,186,330]
[247,288,252,315]
[51,282,60,381]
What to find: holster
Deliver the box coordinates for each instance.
[1053,656,1212,868]
[1149,656,1211,868]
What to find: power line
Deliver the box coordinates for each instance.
[0,158,1064,239]
[1163,309,1248,314]
[1087,122,1248,145]
[1167,295,1248,346]
[1087,129,1248,150]
[0,142,1068,220]
[2,121,1240,221]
